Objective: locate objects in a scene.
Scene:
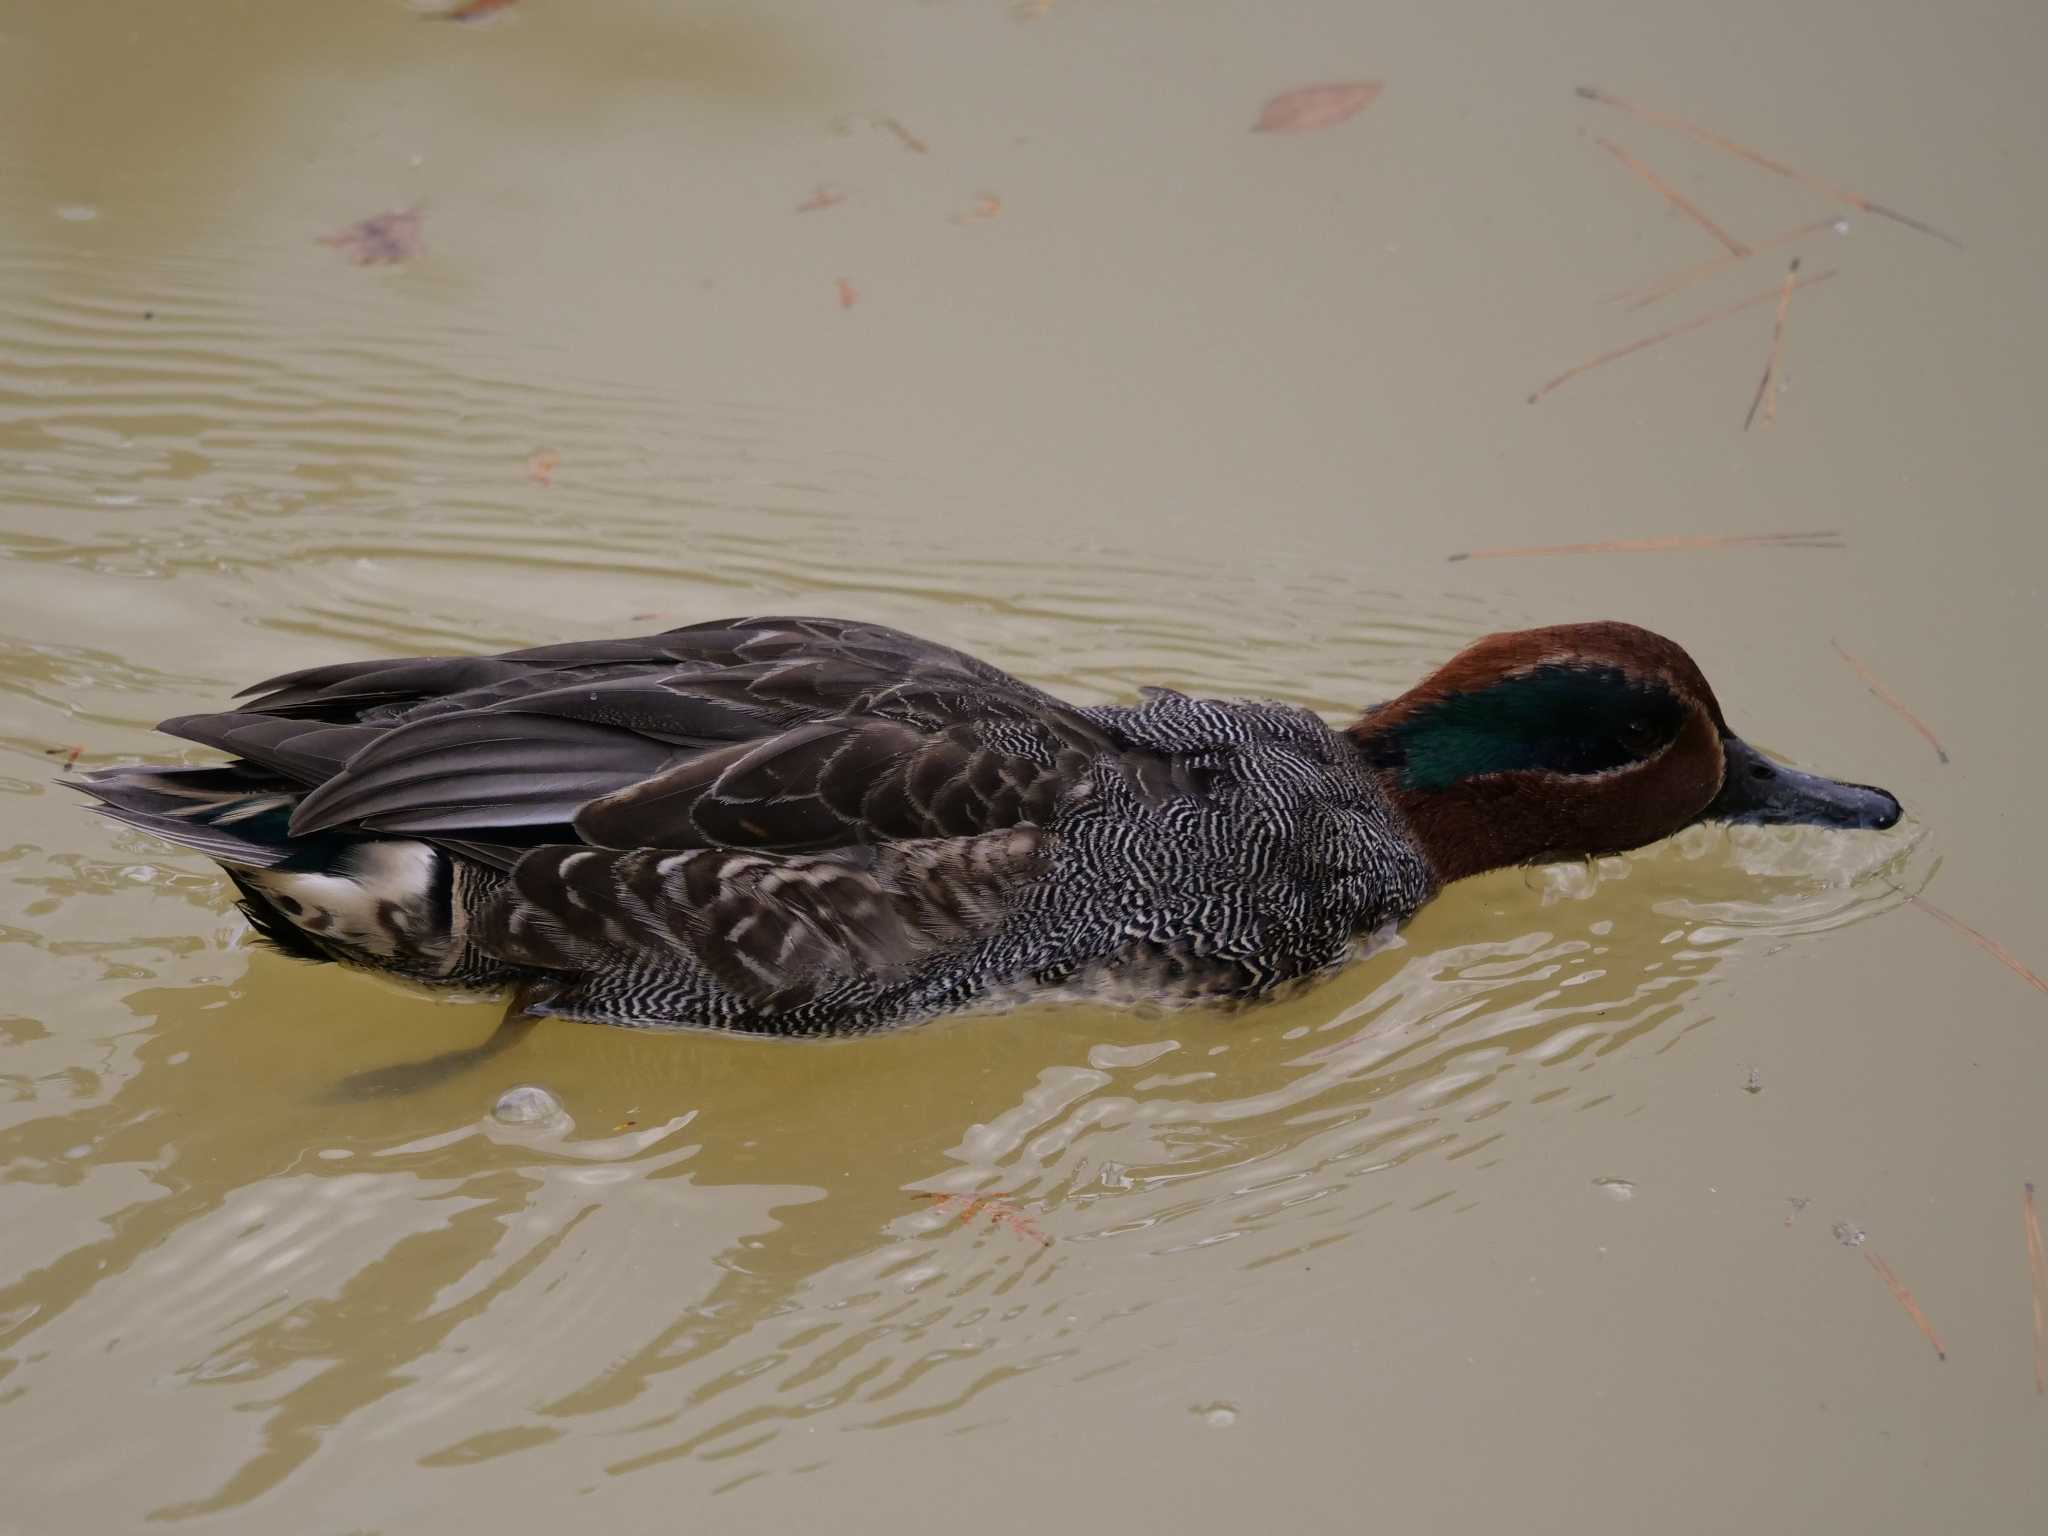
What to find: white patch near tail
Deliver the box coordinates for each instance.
[245,840,442,962]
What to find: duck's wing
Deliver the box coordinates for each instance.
[159,616,1126,854]
[479,829,1047,1014]
[229,615,1037,720]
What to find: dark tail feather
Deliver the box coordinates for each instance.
[75,764,303,867]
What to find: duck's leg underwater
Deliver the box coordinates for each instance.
[325,982,550,1102]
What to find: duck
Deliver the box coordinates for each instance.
[79,615,1901,1037]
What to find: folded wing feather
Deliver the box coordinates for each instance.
[479,827,1047,1011]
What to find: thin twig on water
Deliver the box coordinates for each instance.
[1896,888,2048,995]
[1610,219,1838,308]
[1575,86,1962,248]
[1596,137,1749,256]
[1743,258,1803,431]
[1527,268,1837,403]
[1832,641,1950,763]
[1449,531,1840,561]
[1866,1251,1947,1360]
[2025,1183,2046,1395]
[877,116,929,153]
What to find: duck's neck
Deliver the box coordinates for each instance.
[1346,717,1546,884]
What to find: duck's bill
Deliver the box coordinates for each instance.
[1701,736,1903,830]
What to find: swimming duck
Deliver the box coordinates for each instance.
[80,615,1900,1036]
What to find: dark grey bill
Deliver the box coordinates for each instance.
[1701,736,1902,829]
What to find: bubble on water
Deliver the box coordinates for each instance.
[1592,1177,1636,1201]
[493,1084,567,1128]
[1192,1402,1238,1428]
[1832,1220,1866,1247]
[55,204,99,222]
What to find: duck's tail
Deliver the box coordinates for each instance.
[75,763,306,866]
[77,764,516,986]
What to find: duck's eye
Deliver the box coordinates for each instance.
[1618,717,1662,751]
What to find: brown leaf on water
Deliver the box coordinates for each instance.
[45,744,83,773]
[951,194,1002,225]
[1865,1250,1946,1361]
[1448,530,1840,561]
[525,449,559,487]
[318,206,424,266]
[796,184,845,213]
[1253,81,1382,135]
[835,277,859,309]
[917,1191,1051,1247]
[1832,640,1949,764]
[2025,1183,2046,1394]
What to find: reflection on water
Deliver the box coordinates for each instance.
[0,791,1918,1514]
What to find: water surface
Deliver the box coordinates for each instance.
[3,2,2045,1531]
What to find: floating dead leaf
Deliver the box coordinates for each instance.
[318,206,425,266]
[1526,267,1836,404]
[1449,530,1840,561]
[796,184,845,213]
[835,277,859,309]
[1865,1250,1946,1361]
[1253,81,1382,135]
[951,194,1002,225]
[1896,888,2048,995]
[44,745,83,772]
[1575,86,1959,248]
[525,449,559,487]
[917,1191,1051,1246]
[1832,641,1948,764]
[1743,258,1803,431]
[2025,1183,2045,1394]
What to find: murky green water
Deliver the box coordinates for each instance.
[4,2,2044,1531]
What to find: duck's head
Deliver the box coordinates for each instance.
[1349,622,1901,884]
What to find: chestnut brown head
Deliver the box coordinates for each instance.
[1349,623,1901,883]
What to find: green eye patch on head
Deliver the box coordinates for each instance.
[1360,663,1689,793]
